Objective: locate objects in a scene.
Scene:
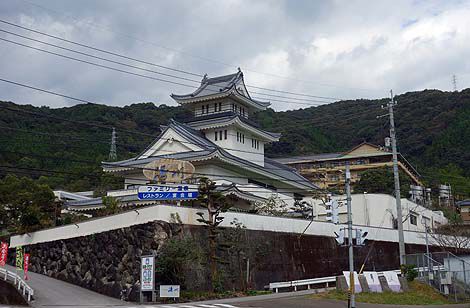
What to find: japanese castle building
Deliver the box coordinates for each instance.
[65,70,317,211]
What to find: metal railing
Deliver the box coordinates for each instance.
[405,252,470,302]
[269,269,401,293]
[0,267,34,302]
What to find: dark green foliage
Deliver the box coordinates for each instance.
[156,237,200,288]
[0,174,60,234]
[354,167,413,195]
[401,264,418,281]
[1,88,469,197]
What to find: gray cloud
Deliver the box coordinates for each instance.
[0,0,469,110]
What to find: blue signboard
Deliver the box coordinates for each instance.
[137,185,199,200]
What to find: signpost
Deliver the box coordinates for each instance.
[140,255,155,302]
[137,184,199,201]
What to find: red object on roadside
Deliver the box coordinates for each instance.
[0,242,8,267]
[24,253,30,280]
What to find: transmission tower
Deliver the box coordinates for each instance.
[109,127,117,161]
[452,75,457,92]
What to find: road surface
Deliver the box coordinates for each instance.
[3,265,469,308]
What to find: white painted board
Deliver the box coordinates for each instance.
[160,285,180,298]
[363,271,382,292]
[343,271,362,293]
[383,271,401,292]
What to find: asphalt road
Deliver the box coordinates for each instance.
[3,265,469,308]
[4,264,122,307]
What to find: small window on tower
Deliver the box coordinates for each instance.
[242,134,245,144]
[219,131,223,140]
[215,131,218,141]
[202,105,205,114]
[214,103,217,112]
[219,102,222,112]
[224,130,227,140]
[237,132,239,142]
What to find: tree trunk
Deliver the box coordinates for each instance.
[208,204,217,291]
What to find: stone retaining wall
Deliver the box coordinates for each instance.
[8,220,435,301]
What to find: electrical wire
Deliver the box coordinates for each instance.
[0,19,348,101]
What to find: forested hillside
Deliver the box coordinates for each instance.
[0,88,469,197]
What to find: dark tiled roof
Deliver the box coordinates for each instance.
[103,119,316,192]
[186,113,281,139]
[274,153,343,164]
[171,70,270,108]
[457,200,470,207]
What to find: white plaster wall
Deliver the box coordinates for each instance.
[311,194,447,232]
[205,127,265,166]
[10,203,450,249]
[196,164,249,185]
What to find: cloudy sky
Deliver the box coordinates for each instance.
[0,0,469,111]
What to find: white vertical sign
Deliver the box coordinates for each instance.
[383,271,401,292]
[363,271,382,292]
[343,271,362,293]
[141,256,155,291]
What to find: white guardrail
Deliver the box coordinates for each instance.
[0,267,34,301]
[269,270,401,293]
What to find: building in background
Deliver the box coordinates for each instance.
[457,200,470,224]
[311,193,447,232]
[64,70,317,212]
[275,142,422,192]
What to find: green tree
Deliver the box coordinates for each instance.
[354,167,413,196]
[156,237,200,288]
[195,177,233,292]
[100,196,120,215]
[0,174,59,234]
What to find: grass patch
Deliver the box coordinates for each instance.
[311,281,452,305]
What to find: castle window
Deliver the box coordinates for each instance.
[219,102,222,112]
[237,132,239,142]
[214,103,217,112]
[219,131,223,140]
[215,131,218,141]
[224,130,227,140]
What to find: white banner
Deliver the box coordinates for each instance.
[141,256,155,291]
[363,271,382,292]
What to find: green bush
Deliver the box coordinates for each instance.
[401,264,418,281]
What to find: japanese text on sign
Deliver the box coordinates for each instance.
[140,256,155,291]
[138,185,198,201]
[0,242,8,267]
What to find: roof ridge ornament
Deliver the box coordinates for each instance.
[202,73,208,82]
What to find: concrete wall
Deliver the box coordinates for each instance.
[10,203,444,248]
[7,220,442,302]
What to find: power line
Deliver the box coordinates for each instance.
[0,18,348,101]
[11,4,382,93]
[0,36,336,108]
[0,19,203,78]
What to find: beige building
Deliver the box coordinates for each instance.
[457,200,470,224]
[275,142,422,192]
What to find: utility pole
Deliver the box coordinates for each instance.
[345,163,355,308]
[387,90,406,265]
[109,127,117,161]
